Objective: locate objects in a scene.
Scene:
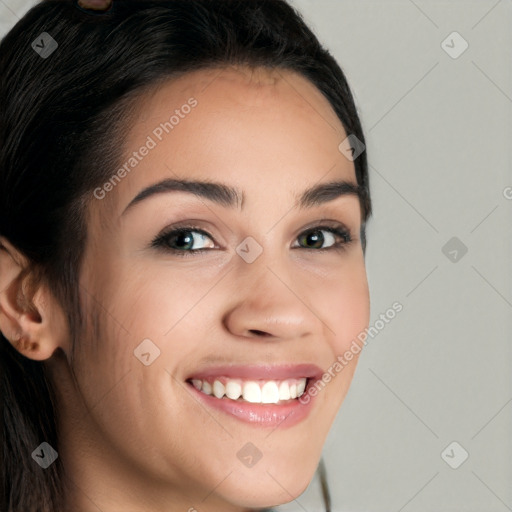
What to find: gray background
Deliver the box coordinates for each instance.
[1,1,511,511]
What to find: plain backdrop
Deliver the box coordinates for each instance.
[1,1,511,511]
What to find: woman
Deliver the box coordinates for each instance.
[0,1,372,510]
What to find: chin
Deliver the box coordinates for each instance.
[213,460,317,509]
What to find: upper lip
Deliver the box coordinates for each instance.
[186,363,324,381]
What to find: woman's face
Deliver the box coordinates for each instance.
[62,66,370,510]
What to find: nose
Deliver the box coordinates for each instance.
[221,251,327,342]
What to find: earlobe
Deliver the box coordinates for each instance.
[0,236,68,361]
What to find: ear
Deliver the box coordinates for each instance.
[0,236,69,361]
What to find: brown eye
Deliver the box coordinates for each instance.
[294,226,352,251]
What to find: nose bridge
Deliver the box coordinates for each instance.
[235,231,288,295]
[222,236,322,340]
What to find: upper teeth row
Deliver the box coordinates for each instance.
[191,378,307,403]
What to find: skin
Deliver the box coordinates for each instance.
[0,66,370,511]
[77,0,113,11]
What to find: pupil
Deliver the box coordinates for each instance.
[176,232,193,249]
[306,230,323,248]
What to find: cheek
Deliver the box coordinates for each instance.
[315,258,370,353]
[107,260,224,336]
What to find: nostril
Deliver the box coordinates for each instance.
[249,329,270,337]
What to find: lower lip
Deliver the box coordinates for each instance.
[186,380,317,428]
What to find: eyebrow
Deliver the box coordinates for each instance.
[121,177,362,217]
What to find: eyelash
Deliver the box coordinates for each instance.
[150,223,353,257]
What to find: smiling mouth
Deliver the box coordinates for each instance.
[186,376,308,404]
[184,364,322,426]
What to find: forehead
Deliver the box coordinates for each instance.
[135,65,340,120]
[126,64,349,155]
[95,65,357,223]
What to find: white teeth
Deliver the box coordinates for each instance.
[201,381,212,395]
[261,381,280,404]
[225,380,242,400]
[278,381,291,400]
[289,382,298,399]
[213,380,225,399]
[297,379,306,397]
[192,377,308,404]
[242,381,262,403]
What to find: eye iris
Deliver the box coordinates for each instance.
[174,231,194,250]
[301,230,324,249]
